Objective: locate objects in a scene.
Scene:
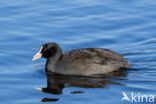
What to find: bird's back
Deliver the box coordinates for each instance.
[55,48,130,75]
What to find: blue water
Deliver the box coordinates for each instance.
[1,0,156,104]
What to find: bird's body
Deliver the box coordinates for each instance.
[33,42,130,76]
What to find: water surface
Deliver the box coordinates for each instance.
[0,0,156,104]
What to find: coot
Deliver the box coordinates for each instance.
[32,42,130,75]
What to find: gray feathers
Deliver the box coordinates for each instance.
[41,43,130,76]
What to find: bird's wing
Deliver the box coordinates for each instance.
[63,48,126,65]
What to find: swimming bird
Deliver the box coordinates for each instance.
[32,42,130,75]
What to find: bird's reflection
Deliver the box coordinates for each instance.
[38,68,128,102]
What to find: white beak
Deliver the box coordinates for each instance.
[32,46,43,61]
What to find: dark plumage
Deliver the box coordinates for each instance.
[32,42,130,75]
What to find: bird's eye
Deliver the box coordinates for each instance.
[43,48,47,51]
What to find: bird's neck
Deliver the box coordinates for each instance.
[45,53,63,72]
